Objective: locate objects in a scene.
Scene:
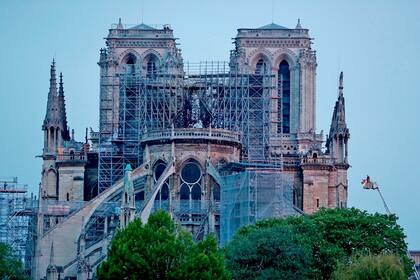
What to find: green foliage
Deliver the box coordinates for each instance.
[225,226,312,280]
[333,254,407,280]
[225,207,411,280]
[97,210,230,280]
[0,242,28,280]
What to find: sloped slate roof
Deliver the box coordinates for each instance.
[130,23,156,30]
[258,23,289,30]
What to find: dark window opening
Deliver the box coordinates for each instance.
[191,184,201,200]
[278,60,291,134]
[125,54,137,74]
[161,184,169,200]
[180,184,189,200]
[181,162,201,184]
[213,184,220,201]
[135,191,144,201]
[154,161,166,181]
[255,58,268,75]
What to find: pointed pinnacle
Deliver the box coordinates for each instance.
[49,60,57,96]
[50,241,55,265]
[296,18,302,29]
[117,17,123,29]
[59,72,64,96]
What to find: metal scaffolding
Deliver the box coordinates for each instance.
[0,177,37,274]
[98,62,277,193]
[219,169,300,245]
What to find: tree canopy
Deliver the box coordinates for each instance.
[333,254,407,280]
[97,210,230,280]
[0,242,28,280]
[225,225,312,280]
[225,207,412,280]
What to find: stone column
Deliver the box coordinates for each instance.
[54,127,58,151]
[344,137,348,163]
[44,130,48,152]
[290,65,300,133]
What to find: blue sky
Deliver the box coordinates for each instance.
[0,0,419,248]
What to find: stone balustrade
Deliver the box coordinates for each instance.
[301,157,332,165]
[141,128,241,144]
[56,152,86,162]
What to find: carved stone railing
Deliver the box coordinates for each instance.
[56,152,86,162]
[301,157,333,165]
[283,157,301,167]
[141,128,241,144]
[271,132,323,143]
[297,132,324,142]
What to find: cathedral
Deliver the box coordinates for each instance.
[34,19,349,279]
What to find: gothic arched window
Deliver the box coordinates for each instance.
[278,60,291,134]
[124,54,137,74]
[179,159,202,205]
[255,58,269,75]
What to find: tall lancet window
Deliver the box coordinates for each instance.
[255,59,269,75]
[278,60,290,133]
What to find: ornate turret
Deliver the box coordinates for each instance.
[42,60,71,154]
[326,72,350,163]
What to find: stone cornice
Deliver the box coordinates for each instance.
[301,163,334,171]
[108,40,173,49]
[239,38,310,49]
[334,163,350,170]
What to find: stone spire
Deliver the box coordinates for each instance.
[326,71,350,163]
[46,242,60,280]
[42,60,71,153]
[49,242,55,265]
[58,72,70,141]
[333,71,346,128]
[43,60,58,129]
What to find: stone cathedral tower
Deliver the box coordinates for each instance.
[230,21,316,135]
[230,21,349,213]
